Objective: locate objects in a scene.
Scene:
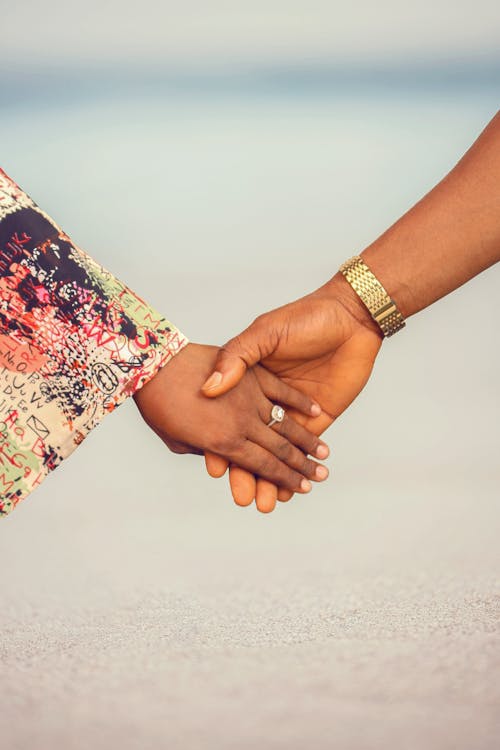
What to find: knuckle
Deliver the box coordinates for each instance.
[301,395,313,410]
[302,457,316,475]
[252,313,269,329]
[275,439,293,462]
[282,469,300,489]
[251,314,279,357]
[305,436,320,454]
[294,452,310,474]
[221,338,243,356]
[257,455,274,476]
[288,387,304,403]
[295,426,317,453]
[223,335,255,367]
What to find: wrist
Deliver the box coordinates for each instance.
[361,244,416,320]
[322,272,384,338]
[133,342,197,404]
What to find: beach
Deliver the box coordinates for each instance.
[1,81,499,749]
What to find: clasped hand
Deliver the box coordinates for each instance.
[136,112,500,511]
[134,274,382,513]
[134,343,330,500]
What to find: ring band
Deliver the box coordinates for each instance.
[267,404,285,427]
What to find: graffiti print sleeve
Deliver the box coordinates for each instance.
[0,169,188,516]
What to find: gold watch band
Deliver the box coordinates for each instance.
[339,255,405,337]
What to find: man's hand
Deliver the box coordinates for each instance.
[203,113,500,511]
[134,343,330,495]
[202,275,383,512]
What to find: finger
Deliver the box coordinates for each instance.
[272,411,334,503]
[265,412,330,461]
[201,318,271,397]
[201,354,247,397]
[275,411,334,502]
[255,367,322,418]
[251,422,329,483]
[254,479,278,514]
[277,487,294,503]
[229,465,256,506]
[204,452,229,478]
[256,481,293,506]
[232,441,312,494]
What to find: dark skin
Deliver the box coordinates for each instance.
[203,112,500,512]
[134,343,330,494]
[203,283,382,511]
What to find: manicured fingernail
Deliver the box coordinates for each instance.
[315,444,329,459]
[315,465,329,480]
[300,478,312,492]
[203,371,223,390]
[310,403,322,417]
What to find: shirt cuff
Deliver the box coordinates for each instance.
[0,168,188,516]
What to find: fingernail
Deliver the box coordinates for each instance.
[315,444,329,459]
[203,371,223,390]
[315,465,329,480]
[300,478,312,492]
[310,403,322,417]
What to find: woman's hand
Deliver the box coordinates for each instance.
[134,343,330,494]
[202,275,383,511]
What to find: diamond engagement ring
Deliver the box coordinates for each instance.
[267,404,285,427]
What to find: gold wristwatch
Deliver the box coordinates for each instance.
[339,255,405,338]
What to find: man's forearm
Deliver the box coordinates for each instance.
[352,111,500,320]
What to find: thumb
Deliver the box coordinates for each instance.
[202,327,267,397]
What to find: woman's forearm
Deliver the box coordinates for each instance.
[354,111,500,319]
[0,169,187,515]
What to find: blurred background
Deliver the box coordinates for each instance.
[1,2,499,749]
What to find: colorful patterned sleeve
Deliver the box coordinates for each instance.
[0,169,188,516]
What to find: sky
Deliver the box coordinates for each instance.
[2,0,500,70]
